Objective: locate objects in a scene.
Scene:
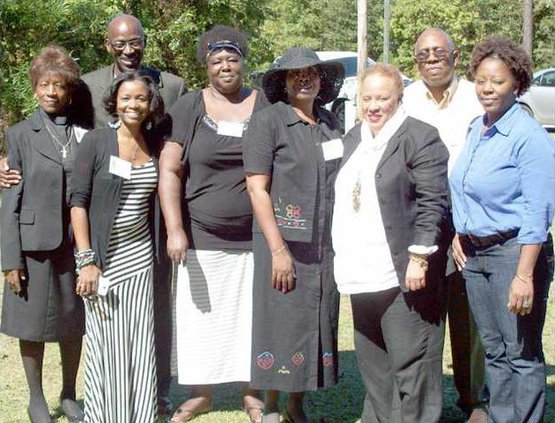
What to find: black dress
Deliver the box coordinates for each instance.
[244,103,342,392]
[1,110,85,342]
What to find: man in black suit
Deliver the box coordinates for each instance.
[82,13,187,127]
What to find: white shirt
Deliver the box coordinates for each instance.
[403,78,483,173]
[332,109,408,294]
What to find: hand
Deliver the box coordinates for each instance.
[76,264,102,296]
[0,157,22,188]
[452,234,467,271]
[167,228,189,264]
[508,275,534,315]
[405,258,426,291]
[4,269,25,295]
[271,248,296,293]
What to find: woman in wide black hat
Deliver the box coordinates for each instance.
[243,47,344,423]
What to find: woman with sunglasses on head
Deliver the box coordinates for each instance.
[243,47,345,423]
[71,71,165,422]
[159,25,268,423]
[450,36,554,423]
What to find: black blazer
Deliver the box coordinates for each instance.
[70,127,161,270]
[341,117,449,291]
[82,64,187,128]
[0,111,87,270]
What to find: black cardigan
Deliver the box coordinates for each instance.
[70,127,161,269]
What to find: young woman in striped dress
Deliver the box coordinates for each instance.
[70,72,165,423]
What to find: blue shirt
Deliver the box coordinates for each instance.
[450,102,555,244]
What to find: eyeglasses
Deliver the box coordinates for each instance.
[109,38,144,51]
[414,47,450,63]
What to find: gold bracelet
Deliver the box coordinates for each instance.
[409,254,428,271]
[516,273,532,284]
[272,245,287,256]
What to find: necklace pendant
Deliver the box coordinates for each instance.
[61,146,67,159]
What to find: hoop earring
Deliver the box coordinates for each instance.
[108,120,121,129]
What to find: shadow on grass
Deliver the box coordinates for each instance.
[165,350,472,423]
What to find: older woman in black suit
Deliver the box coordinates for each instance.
[1,46,90,423]
[332,64,449,423]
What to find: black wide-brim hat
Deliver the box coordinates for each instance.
[262,47,345,105]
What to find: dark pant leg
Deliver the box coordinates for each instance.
[351,289,396,423]
[383,290,444,423]
[352,287,444,423]
[152,255,172,403]
[447,270,486,412]
[463,238,550,423]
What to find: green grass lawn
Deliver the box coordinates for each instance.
[1,289,554,422]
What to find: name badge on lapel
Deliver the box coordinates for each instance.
[109,155,132,180]
[217,121,245,138]
[321,138,344,161]
[97,276,110,296]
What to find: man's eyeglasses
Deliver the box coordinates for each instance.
[109,38,144,51]
[414,47,450,63]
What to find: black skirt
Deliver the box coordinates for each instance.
[1,243,84,342]
[250,233,339,392]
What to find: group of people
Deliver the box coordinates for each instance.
[0,12,553,423]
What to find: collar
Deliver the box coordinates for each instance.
[481,101,519,137]
[424,76,459,109]
[283,102,332,127]
[39,107,69,126]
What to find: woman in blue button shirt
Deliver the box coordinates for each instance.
[450,36,554,423]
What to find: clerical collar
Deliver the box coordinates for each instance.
[40,107,69,126]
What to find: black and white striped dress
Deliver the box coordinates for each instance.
[84,160,158,423]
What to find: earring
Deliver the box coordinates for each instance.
[108,119,121,129]
[145,121,153,130]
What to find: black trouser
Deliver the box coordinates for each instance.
[351,287,445,423]
[152,252,172,403]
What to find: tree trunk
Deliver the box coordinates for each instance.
[522,0,533,57]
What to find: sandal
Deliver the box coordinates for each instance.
[244,406,263,423]
[167,399,213,423]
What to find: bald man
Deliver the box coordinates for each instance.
[82,14,186,415]
[403,28,487,423]
[82,14,187,128]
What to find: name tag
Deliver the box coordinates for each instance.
[109,155,132,180]
[217,121,245,138]
[97,276,110,296]
[321,138,343,161]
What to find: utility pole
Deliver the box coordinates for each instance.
[384,0,391,63]
[357,0,367,119]
[523,0,533,57]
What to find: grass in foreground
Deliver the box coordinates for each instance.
[1,289,554,422]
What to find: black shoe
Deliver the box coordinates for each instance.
[60,398,84,423]
[27,406,56,423]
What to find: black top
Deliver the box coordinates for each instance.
[70,127,161,269]
[168,89,270,250]
[243,102,342,243]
